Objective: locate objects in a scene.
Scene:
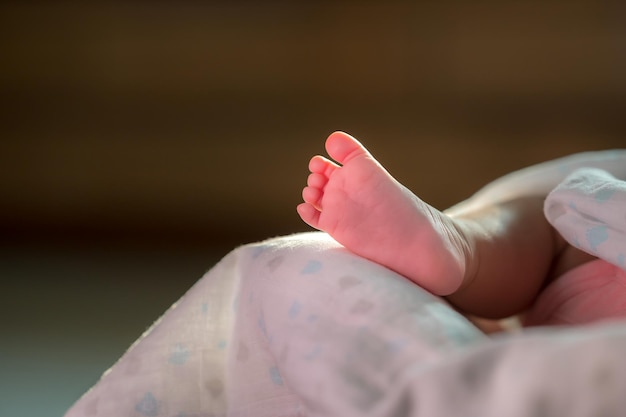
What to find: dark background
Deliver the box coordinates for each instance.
[1,2,625,415]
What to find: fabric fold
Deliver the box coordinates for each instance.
[544,167,626,270]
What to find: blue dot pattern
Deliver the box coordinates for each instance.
[546,166,626,272]
[288,300,302,319]
[258,314,268,337]
[168,344,190,365]
[301,260,322,274]
[269,366,283,386]
[594,186,615,202]
[135,392,159,417]
[586,226,608,252]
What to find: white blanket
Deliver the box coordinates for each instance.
[66,150,626,417]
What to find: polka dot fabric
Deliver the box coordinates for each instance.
[65,150,626,417]
[544,167,626,270]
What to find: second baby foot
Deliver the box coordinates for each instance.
[297,131,471,295]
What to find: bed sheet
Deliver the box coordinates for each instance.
[64,232,626,417]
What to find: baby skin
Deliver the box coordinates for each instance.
[297,132,469,296]
[298,132,593,319]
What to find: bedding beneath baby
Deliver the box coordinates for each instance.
[64,232,626,417]
[65,149,626,417]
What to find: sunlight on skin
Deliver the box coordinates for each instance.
[297,131,469,296]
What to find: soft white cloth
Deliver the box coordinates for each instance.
[65,149,626,417]
[544,167,626,269]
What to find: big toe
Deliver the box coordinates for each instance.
[325,131,370,165]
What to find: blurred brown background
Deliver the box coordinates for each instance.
[1,2,624,416]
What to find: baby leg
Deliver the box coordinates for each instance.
[298,132,560,319]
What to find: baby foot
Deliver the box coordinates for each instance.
[297,131,470,295]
